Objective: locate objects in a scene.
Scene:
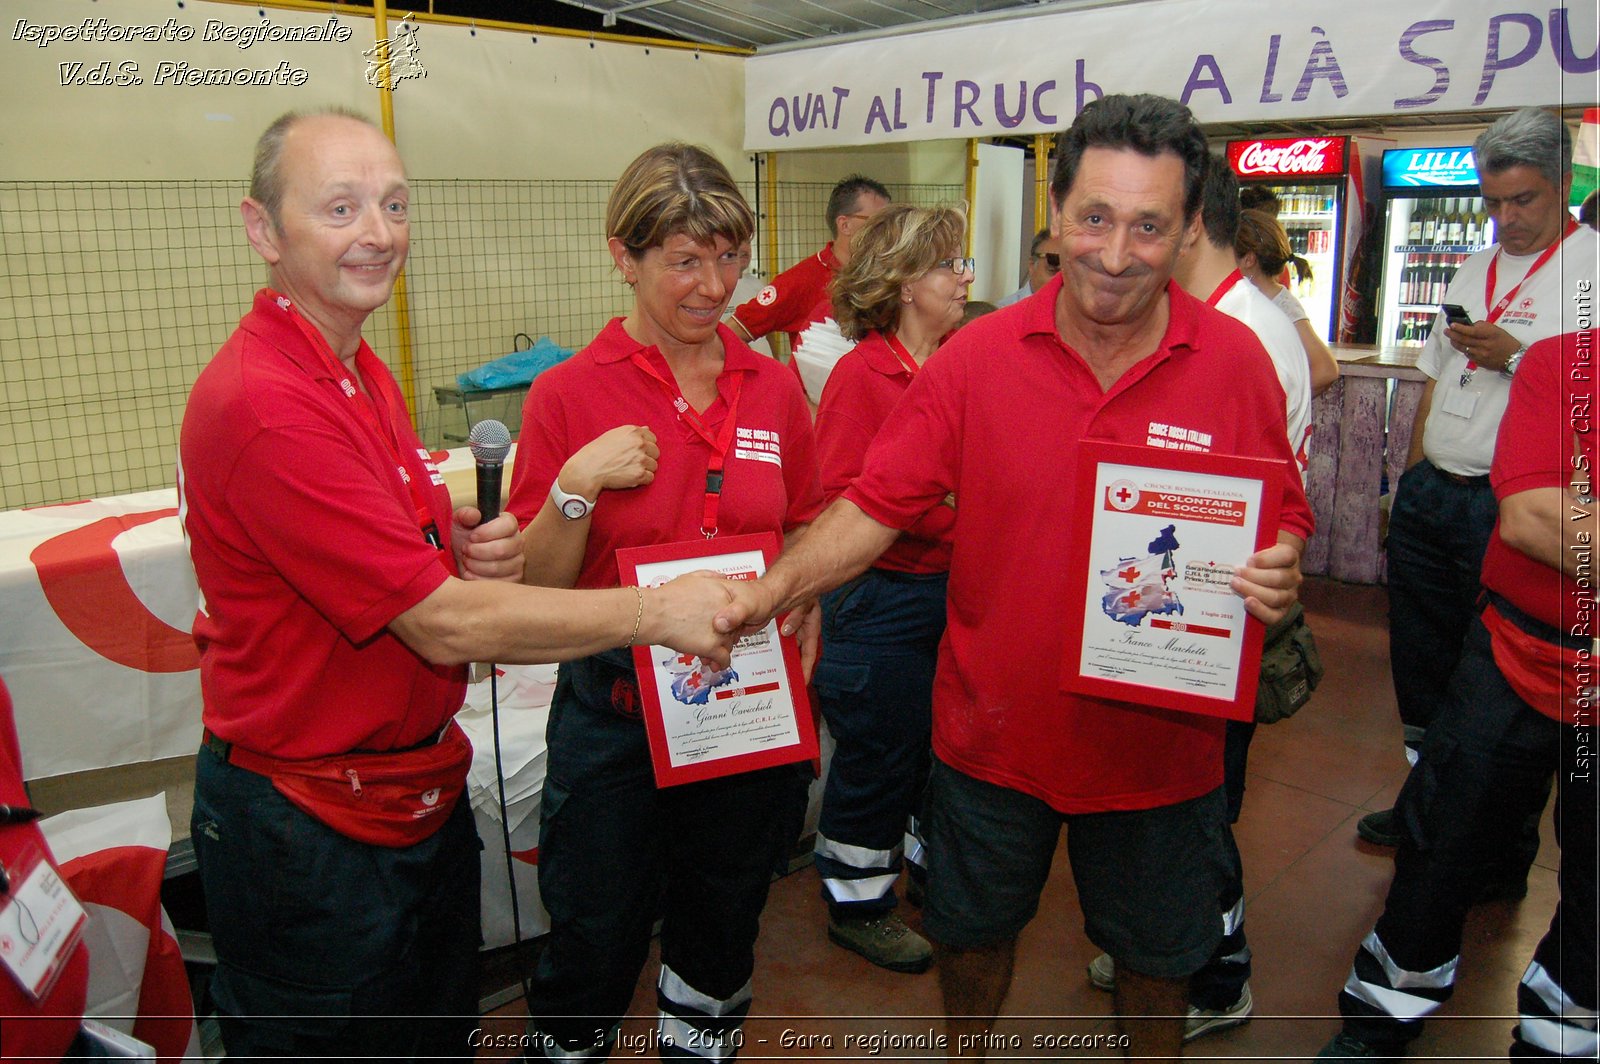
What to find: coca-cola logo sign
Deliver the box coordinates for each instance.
[1227,137,1346,177]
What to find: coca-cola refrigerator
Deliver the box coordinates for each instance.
[1226,135,1356,342]
[1375,146,1487,351]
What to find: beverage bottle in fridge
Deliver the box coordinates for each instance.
[1447,199,1466,244]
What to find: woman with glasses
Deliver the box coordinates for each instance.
[807,203,970,974]
[506,143,823,1061]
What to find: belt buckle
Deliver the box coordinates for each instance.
[201,729,232,762]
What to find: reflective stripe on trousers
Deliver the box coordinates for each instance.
[1342,930,1459,1022]
[1517,959,1599,1058]
[658,963,752,1061]
[814,831,902,905]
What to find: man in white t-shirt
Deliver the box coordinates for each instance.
[1361,107,1598,888]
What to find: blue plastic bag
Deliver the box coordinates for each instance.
[456,336,574,390]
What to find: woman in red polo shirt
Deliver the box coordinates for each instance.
[505,143,822,1061]
[808,203,969,974]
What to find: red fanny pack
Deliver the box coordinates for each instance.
[222,721,472,848]
[1483,603,1581,725]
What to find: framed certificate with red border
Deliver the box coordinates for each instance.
[617,532,818,787]
[1059,441,1284,721]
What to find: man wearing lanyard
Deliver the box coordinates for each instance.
[1361,108,1597,886]
[179,110,736,1061]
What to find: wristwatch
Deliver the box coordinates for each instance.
[549,479,594,521]
[1501,346,1527,377]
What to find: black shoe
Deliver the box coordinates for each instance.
[1316,1031,1401,1062]
[1358,808,1405,847]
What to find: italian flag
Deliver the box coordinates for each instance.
[1573,107,1599,207]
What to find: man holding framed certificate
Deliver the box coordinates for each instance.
[717,94,1311,1059]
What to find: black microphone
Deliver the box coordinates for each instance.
[467,419,512,523]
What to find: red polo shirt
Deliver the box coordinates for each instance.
[179,290,463,759]
[508,319,823,589]
[844,276,1314,812]
[1484,330,1595,722]
[730,243,839,351]
[815,330,954,573]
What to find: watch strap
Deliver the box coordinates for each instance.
[1501,346,1527,378]
[549,478,594,520]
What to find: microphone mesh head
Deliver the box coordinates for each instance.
[467,419,512,463]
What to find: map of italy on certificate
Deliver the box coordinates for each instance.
[1077,462,1265,703]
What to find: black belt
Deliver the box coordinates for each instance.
[200,728,232,762]
[1431,466,1490,487]
[201,727,441,763]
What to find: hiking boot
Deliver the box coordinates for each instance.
[1358,808,1404,847]
[1184,984,1253,1042]
[1316,1030,1401,1061]
[827,913,933,973]
[1087,952,1116,992]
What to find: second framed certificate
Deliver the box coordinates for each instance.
[1059,441,1285,721]
[617,532,818,788]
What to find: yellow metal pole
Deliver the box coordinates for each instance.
[964,139,978,258]
[763,151,780,282]
[1033,133,1053,234]
[370,0,420,426]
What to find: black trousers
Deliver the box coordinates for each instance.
[192,743,482,1063]
[524,653,799,1060]
[1337,615,1596,1055]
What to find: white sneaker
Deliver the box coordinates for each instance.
[1088,954,1251,1042]
[1184,983,1253,1042]
[1086,952,1115,991]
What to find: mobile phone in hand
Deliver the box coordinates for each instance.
[1440,303,1473,327]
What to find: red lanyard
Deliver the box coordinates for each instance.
[1483,217,1578,324]
[628,349,743,538]
[1205,269,1246,309]
[883,331,921,377]
[269,291,445,551]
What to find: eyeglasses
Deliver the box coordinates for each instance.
[1033,252,1061,271]
[936,257,977,276]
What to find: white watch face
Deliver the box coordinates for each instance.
[560,497,590,520]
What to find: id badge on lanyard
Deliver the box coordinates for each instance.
[0,844,87,1003]
[1459,218,1578,389]
[629,350,743,539]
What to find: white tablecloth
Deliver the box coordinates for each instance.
[0,448,493,781]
